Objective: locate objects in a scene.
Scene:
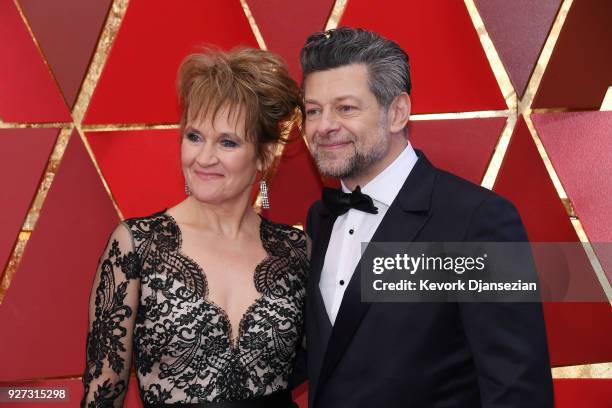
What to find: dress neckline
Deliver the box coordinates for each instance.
[161,210,272,348]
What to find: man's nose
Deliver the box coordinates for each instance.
[316,108,341,136]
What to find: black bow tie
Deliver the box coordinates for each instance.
[322,186,379,216]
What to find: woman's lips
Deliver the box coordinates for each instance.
[194,170,224,180]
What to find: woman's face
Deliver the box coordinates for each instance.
[181,106,261,206]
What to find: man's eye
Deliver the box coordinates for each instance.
[339,105,356,113]
[186,132,201,142]
[305,108,320,117]
[221,139,238,148]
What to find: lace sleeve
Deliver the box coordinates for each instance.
[81,223,141,408]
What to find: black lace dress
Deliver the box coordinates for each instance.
[81,211,308,407]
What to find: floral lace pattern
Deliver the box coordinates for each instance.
[82,211,308,406]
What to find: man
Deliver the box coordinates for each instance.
[298,27,553,407]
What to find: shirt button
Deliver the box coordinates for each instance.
[348,229,354,235]
[339,280,345,285]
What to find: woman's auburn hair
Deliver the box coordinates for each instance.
[176,47,301,172]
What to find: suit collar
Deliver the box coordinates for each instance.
[396,149,435,212]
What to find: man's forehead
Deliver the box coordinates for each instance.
[304,94,360,104]
[303,64,370,99]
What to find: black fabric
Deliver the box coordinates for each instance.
[299,150,554,408]
[143,390,296,408]
[321,185,378,216]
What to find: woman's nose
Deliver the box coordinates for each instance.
[195,144,219,166]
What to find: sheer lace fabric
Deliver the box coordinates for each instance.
[82,211,308,407]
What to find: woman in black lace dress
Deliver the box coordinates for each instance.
[81,48,307,407]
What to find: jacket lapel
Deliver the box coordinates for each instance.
[314,151,437,397]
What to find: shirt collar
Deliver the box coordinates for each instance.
[341,141,419,208]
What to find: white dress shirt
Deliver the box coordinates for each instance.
[319,143,419,324]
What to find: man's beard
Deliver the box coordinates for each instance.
[313,129,388,179]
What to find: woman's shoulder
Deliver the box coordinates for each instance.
[261,217,306,244]
[121,209,171,227]
[120,209,178,243]
[260,216,309,264]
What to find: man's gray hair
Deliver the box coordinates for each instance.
[300,27,411,109]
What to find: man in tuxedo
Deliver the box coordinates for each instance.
[297,27,553,407]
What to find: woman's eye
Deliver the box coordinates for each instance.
[220,139,238,148]
[186,132,201,142]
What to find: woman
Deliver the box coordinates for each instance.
[81,48,307,407]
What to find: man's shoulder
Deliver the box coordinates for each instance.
[431,167,514,214]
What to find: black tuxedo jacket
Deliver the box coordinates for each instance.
[299,151,553,408]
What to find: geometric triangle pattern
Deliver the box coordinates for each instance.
[0,0,71,122]
[0,128,58,272]
[494,117,580,243]
[248,0,334,79]
[0,131,119,380]
[494,117,612,366]
[532,111,612,243]
[263,128,324,226]
[533,111,612,284]
[86,129,185,219]
[339,0,506,113]
[409,116,506,184]
[533,0,612,109]
[475,0,561,97]
[84,0,259,124]
[18,0,113,108]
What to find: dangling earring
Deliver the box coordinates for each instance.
[184,180,191,196]
[259,179,270,209]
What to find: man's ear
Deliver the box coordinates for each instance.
[388,93,411,134]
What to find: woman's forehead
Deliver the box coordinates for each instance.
[187,104,248,136]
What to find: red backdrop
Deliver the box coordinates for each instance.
[1,0,610,406]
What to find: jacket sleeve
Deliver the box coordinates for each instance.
[458,195,553,408]
[288,202,320,389]
[81,223,140,408]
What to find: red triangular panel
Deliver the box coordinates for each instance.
[86,129,184,218]
[0,131,119,380]
[84,0,259,124]
[533,1,612,109]
[494,117,612,366]
[409,117,506,184]
[0,128,58,272]
[532,112,612,242]
[475,0,561,97]
[533,111,612,285]
[0,1,70,122]
[247,0,334,79]
[263,128,323,226]
[19,0,113,107]
[553,379,612,408]
[339,0,506,113]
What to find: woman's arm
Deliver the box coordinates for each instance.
[81,223,140,408]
